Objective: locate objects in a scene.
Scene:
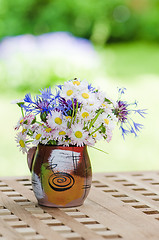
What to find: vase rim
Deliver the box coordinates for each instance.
[38,143,86,148]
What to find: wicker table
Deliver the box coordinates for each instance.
[1,171,159,240]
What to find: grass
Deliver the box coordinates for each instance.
[0,41,159,176]
[98,41,159,80]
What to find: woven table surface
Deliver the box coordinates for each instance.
[1,171,159,240]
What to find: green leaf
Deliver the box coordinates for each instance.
[31,117,36,124]
[40,112,47,122]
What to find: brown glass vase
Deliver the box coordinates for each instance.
[27,144,92,207]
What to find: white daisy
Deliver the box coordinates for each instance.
[105,128,113,143]
[85,97,102,112]
[43,128,56,142]
[72,78,81,87]
[58,138,72,147]
[72,79,89,90]
[78,88,95,105]
[101,114,115,130]
[15,116,25,130]
[63,115,72,126]
[101,102,113,114]
[70,123,88,147]
[23,114,36,125]
[47,111,67,129]
[21,127,29,135]
[110,111,118,123]
[39,127,53,144]
[44,127,53,134]
[30,123,39,132]
[94,113,114,131]
[15,114,36,130]
[51,128,70,141]
[91,131,103,141]
[65,115,72,121]
[96,89,107,103]
[61,82,77,100]
[32,126,46,145]
[15,132,30,154]
[77,107,95,122]
[84,135,96,146]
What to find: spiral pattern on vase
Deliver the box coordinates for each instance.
[48,172,75,191]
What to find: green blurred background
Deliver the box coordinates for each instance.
[0,0,158,176]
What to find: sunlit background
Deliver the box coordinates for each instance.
[0,0,159,176]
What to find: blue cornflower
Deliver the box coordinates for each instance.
[24,93,33,103]
[120,125,130,139]
[55,97,81,117]
[54,89,61,100]
[56,84,63,90]
[21,91,56,120]
[88,84,96,93]
[57,97,73,116]
[36,99,52,113]
[118,87,127,97]
[133,122,143,132]
[134,109,147,118]
[130,125,137,137]
[39,87,53,100]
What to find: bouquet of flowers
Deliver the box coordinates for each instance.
[14,78,146,153]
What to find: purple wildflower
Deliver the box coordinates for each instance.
[57,97,81,116]
[114,100,128,123]
[113,88,147,139]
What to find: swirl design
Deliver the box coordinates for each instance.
[48,172,75,191]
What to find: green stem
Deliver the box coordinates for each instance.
[89,109,104,130]
[70,98,75,126]
[89,146,108,154]
[29,129,33,135]
[36,121,43,126]
[90,124,103,136]
[73,101,78,124]
[21,107,24,118]
[26,140,33,143]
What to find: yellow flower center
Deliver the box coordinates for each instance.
[59,131,66,135]
[75,131,83,138]
[35,134,42,140]
[22,128,27,134]
[66,116,72,120]
[19,139,25,148]
[104,119,109,125]
[93,133,97,138]
[82,112,89,118]
[20,119,24,124]
[55,117,62,125]
[65,139,71,143]
[82,93,89,99]
[45,128,52,133]
[102,103,108,108]
[73,80,80,86]
[66,90,73,96]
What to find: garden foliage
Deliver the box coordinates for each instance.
[0,0,159,43]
